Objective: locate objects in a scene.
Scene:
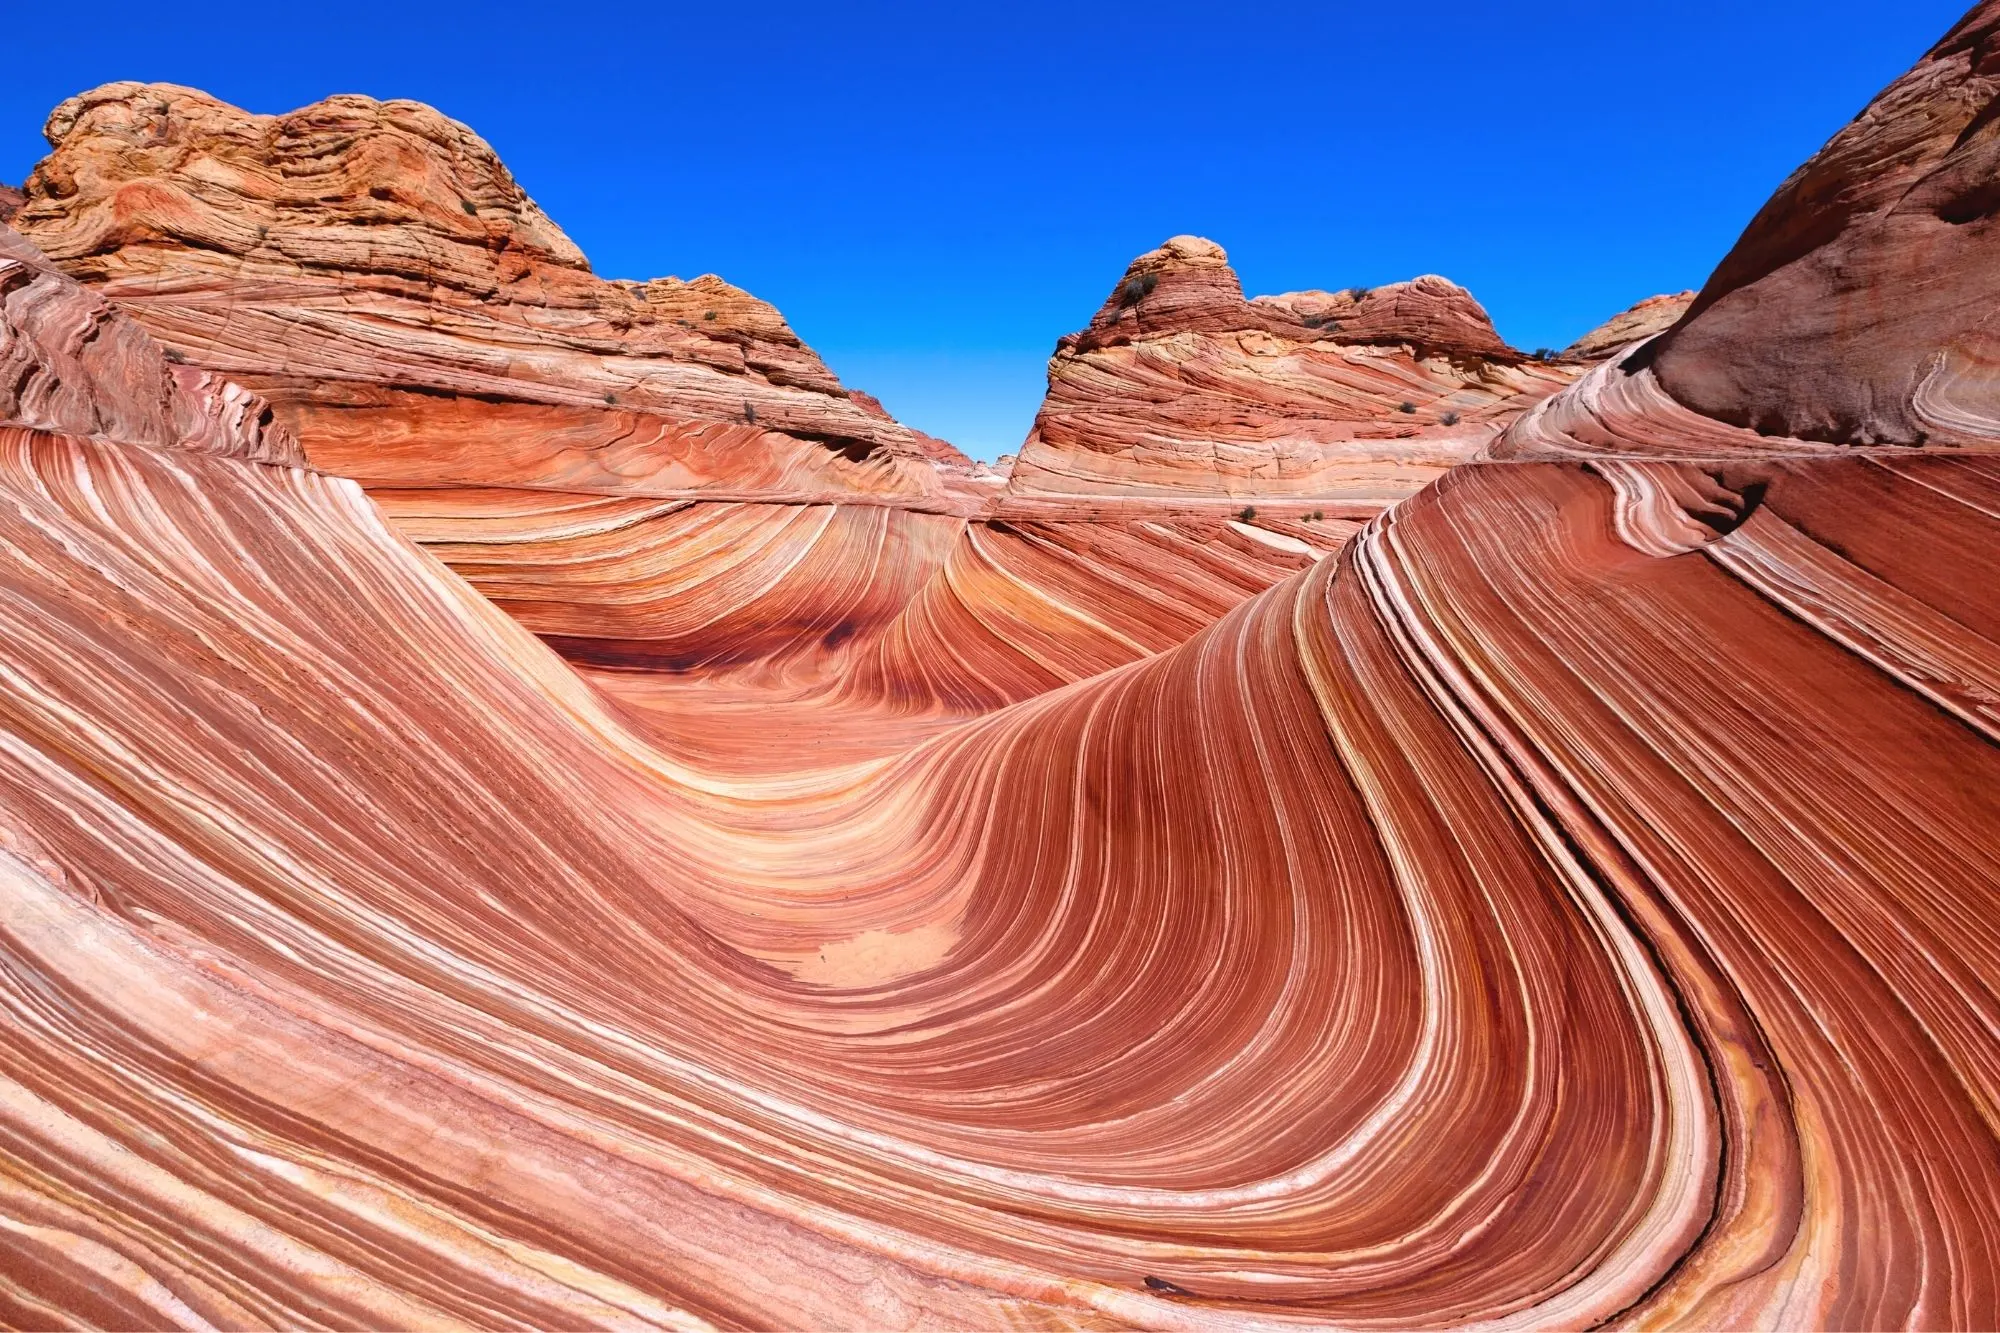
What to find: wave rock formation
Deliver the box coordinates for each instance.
[4,4,2000,1328]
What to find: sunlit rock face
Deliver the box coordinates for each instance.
[9,82,977,504]
[1005,234,1577,507]
[4,5,2000,1326]
[1563,290,1696,360]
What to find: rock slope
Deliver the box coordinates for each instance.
[3,6,2000,1327]
[1563,290,1696,360]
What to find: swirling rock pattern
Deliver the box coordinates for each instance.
[4,5,2000,1326]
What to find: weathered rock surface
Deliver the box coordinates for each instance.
[10,82,974,502]
[4,8,2000,1328]
[0,227,300,464]
[1648,3,2000,443]
[1005,235,1576,505]
[1564,290,1696,360]
[0,183,21,223]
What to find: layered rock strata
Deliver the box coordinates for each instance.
[9,82,975,504]
[1005,235,1576,505]
[3,6,2000,1326]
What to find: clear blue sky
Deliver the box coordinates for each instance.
[2,1,1970,458]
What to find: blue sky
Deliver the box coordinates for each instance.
[2,1,1970,458]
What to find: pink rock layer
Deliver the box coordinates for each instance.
[3,6,2000,1326]
[1006,235,1577,503]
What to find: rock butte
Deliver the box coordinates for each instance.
[1,4,2000,1327]
[1007,233,1578,508]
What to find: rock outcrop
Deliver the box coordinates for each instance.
[1004,235,1575,506]
[4,6,2000,1328]
[0,183,21,223]
[0,227,301,464]
[10,82,976,503]
[1563,290,1696,360]
[1647,5,2000,443]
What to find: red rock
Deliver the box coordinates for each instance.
[1,226,301,464]
[1562,290,1696,360]
[1649,2,2000,443]
[3,9,2000,1327]
[0,183,22,223]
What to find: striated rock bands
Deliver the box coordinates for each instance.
[0,228,301,464]
[4,6,2000,1327]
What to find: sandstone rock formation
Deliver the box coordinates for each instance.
[0,183,21,223]
[1563,289,1696,360]
[4,4,2000,1327]
[1647,4,2000,443]
[9,82,976,504]
[1005,234,1575,507]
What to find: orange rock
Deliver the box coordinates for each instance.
[11,82,974,502]
[3,7,2000,1326]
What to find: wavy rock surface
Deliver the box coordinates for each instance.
[9,82,974,504]
[1006,236,1575,506]
[4,7,2000,1327]
[0,228,301,464]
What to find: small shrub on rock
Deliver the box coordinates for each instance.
[1116,272,1160,307]
[1398,401,1417,414]
[1238,505,1257,523]
[1439,409,1461,426]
